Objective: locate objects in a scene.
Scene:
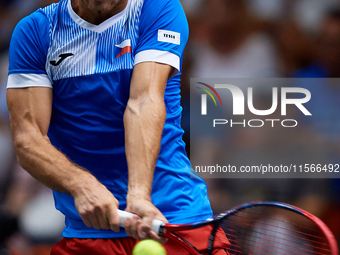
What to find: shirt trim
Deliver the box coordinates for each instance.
[67,0,131,33]
[7,73,53,89]
[134,50,180,76]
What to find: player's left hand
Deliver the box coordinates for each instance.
[125,195,168,243]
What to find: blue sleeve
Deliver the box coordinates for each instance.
[134,0,189,71]
[8,10,49,75]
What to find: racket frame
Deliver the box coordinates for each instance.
[158,201,339,255]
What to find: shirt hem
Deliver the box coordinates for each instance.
[134,50,180,77]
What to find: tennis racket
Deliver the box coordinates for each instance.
[118,201,339,255]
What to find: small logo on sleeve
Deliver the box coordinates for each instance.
[115,39,132,58]
[158,30,180,45]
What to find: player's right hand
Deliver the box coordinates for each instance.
[72,176,120,232]
[124,195,168,243]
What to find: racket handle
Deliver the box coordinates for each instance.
[117,209,165,235]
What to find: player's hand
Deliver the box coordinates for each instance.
[125,195,168,243]
[72,176,120,232]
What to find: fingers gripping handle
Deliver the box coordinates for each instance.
[117,210,165,235]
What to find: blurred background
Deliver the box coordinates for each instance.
[181,0,340,252]
[0,0,339,254]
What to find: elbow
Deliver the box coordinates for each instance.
[12,134,29,167]
[124,97,166,122]
[12,131,39,169]
[125,96,165,114]
[13,133,25,153]
[11,130,49,171]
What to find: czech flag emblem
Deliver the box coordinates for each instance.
[115,39,132,58]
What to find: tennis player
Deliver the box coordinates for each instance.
[6,0,229,254]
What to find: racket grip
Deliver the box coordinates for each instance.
[117,209,165,235]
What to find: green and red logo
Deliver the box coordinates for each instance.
[197,82,223,115]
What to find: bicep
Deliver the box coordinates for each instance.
[7,87,53,137]
[130,62,172,100]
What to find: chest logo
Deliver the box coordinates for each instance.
[115,39,132,58]
[50,53,74,66]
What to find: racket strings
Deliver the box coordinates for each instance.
[226,230,317,255]
[221,208,333,255]
[231,210,326,239]
[225,222,330,255]
[226,230,308,253]
[226,215,328,248]
[225,227,327,255]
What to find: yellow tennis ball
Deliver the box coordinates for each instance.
[132,239,166,255]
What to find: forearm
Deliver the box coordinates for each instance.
[13,130,97,197]
[124,96,166,200]
[7,86,119,231]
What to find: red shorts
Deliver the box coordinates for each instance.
[50,225,230,255]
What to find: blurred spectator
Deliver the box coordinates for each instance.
[181,2,340,249]
[294,0,340,35]
[0,1,61,254]
[296,8,340,78]
[294,8,340,144]
[1,163,64,255]
[0,0,58,54]
[180,0,203,18]
[248,0,285,21]
[247,0,339,35]
[274,20,314,76]
[189,0,279,79]
[293,8,340,244]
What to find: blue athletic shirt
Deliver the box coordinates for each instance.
[7,0,213,238]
